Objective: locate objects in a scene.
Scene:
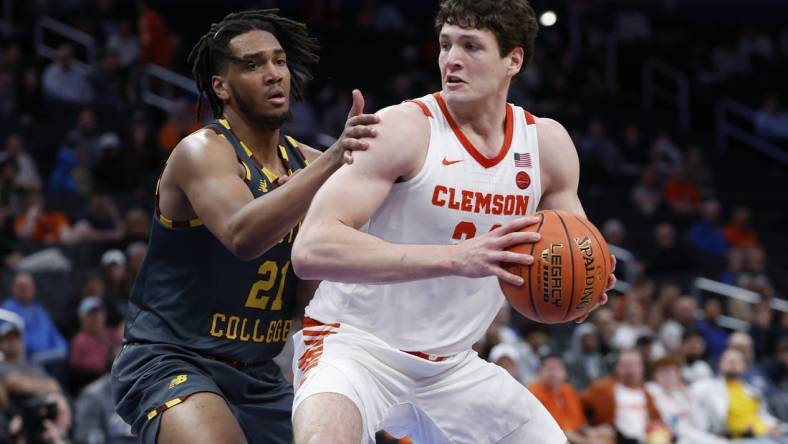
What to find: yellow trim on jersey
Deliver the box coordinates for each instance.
[241,159,252,181]
[146,397,185,421]
[285,135,309,166]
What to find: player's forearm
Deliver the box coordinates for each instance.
[292,222,455,283]
[228,154,339,260]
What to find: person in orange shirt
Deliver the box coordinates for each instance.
[13,190,71,244]
[529,355,612,444]
[723,206,760,249]
[157,98,203,153]
[662,166,701,214]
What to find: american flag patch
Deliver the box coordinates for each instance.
[514,152,532,168]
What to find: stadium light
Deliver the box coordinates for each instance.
[540,11,557,27]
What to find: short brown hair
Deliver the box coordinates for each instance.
[435,0,538,67]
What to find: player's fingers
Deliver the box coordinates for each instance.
[494,267,525,287]
[605,273,617,292]
[611,254,617,272]
[343,150,354,164]
[346,114,380,127]
[493,216,540,235]
[497,231,541,248]
[575,293,609,323]
[493,250,534,266]
[340,139,369,152]
[347,89,365,118]
[345,125,377,139]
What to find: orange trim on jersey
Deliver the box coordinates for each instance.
[432,92,513,169]
[303,317,340,329]
[404,99,433,117]
[524,110,536,125]
[298,317,340,387]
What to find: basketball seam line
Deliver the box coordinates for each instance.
[527,213,545,321]
[554,210,576,322]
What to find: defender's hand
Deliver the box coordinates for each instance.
[451,216,541,286]
[327,89,379,166]
[575,254,615,323]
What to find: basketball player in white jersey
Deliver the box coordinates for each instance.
[290,1,614,443]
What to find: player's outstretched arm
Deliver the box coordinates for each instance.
[170,90,378,260]
[536,117,614,319]
[292,104,541,285]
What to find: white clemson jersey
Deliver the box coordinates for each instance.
[305,92,542,356]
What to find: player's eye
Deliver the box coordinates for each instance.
[246,61,258,70]
[439,42,450,51]
[276,58,286,66]
[465,43,478,51]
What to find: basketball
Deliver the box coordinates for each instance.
[500,210,612,324]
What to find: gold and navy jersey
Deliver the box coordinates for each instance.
[123,119,308,362]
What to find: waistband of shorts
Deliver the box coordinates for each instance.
[122,340,273,369]
[302,317,451,362]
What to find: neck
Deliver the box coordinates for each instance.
[222,108,281,163]
[443,90,509,154]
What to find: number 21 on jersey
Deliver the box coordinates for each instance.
[244,260,290,311]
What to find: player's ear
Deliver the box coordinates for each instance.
[507,47,524,77]
[212,75,230,101]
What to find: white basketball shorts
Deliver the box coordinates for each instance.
[292,317,566,444]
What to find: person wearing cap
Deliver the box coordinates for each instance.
[69,297,121,387]
[489,342,520,379]
[0,272,67,362]
[529,355,612,444]
[101,248,129,305]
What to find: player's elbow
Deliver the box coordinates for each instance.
[292,236,321,280]
[228,229,260,262]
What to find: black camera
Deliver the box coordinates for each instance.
[20,397,58,444]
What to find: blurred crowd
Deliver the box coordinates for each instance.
[0,0,784,443]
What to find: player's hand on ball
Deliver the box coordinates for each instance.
[451,216,541,286]
[575,254,616,323]
[329,89,380,166]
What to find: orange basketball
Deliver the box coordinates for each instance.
[499,209,612,324]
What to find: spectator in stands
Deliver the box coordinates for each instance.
[750,302,778,361]
[0,320,72,442]
[1,134,41,191]
[564,323,608,390]
[91,49,127,110]
[72,192,124,243]
[13,190,72,244]
[754,93,788,141]
[582,349,662,443]
[101,249,129,305]
[0,272,67,362]
[16,66,44,123]
[647,223,691,280]
[578,119,619,184]
[122,207,150,245]
[679,329,715,384]
[41,44,94,104]
[68,297,121,386]
[0,155,21,212]
[723,206,760,249]
[106,19,140,68]
[125,241,147,285]
[488,342,519,379]
[631,166,663,217]
[719,249,745,287]
[697,298,730,360]
[684,146,714,195]
[73,344,135,444]
[766,337,788,392]
[138,2,172,68]
[529,355,613,444]
[690,200,730,259]
[93,132,135,192]
[612,300,651,350]
[617,123,648,178]
[646,356,726,444]
[727,332,777,398]
[690,348,786,440]
[591,307,618,357]
[66,107,102,168]
[738,247,776,298]
[659,295,698,352]
[156,98,202,153]
[48,144,81,195]
[515,322,550,384]
[663,165,701,215]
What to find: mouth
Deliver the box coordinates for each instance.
[445,74,466,87]
[266,89,287,105]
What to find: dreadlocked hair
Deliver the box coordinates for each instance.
[188,9,319,118]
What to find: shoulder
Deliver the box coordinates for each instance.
[535,117,580,189]
[167,128,237,174]
[373,102,431,152]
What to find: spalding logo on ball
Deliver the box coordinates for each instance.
[499,209,611,324]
